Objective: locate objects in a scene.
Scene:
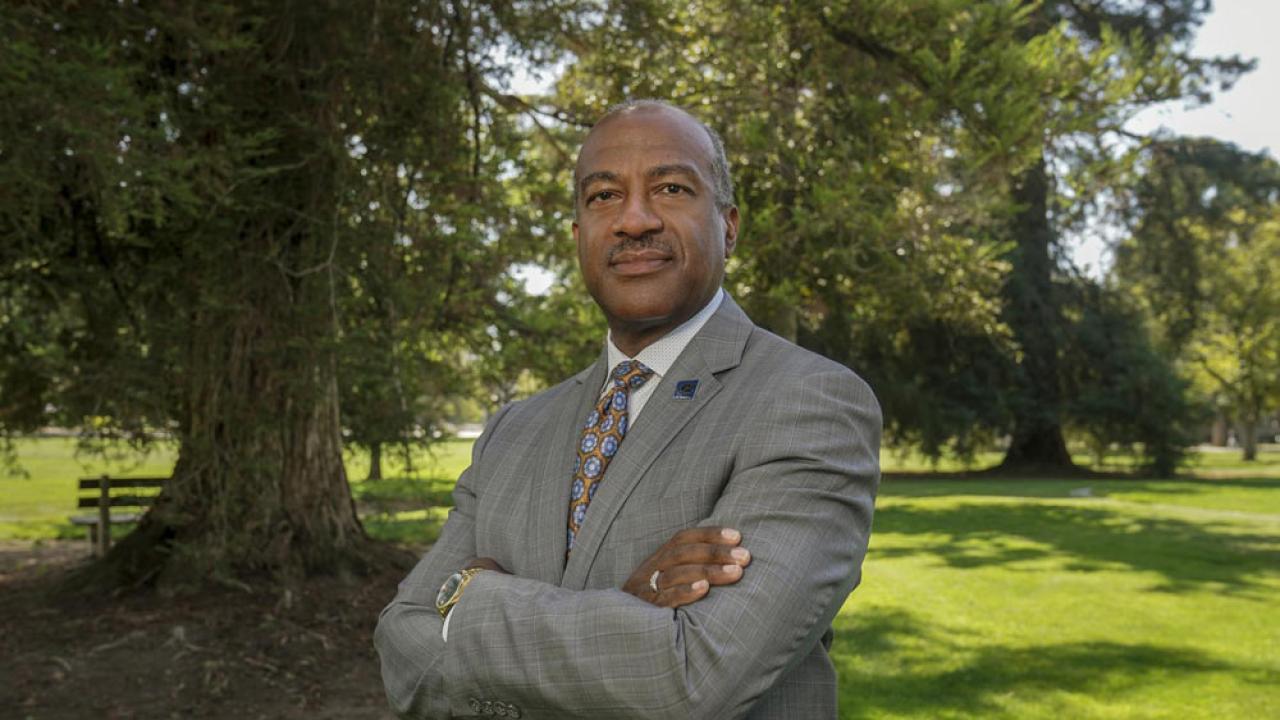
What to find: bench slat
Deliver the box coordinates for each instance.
[72,475,168,557]
[78,477,168,490]
[77,495,160,509]
[70,513,141,525]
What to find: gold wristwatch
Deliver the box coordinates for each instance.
[436,568,482,619]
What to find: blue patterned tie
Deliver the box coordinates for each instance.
[567,360,655,552]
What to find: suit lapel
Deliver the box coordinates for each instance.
[561,296,754,590]
[528,349,609,586]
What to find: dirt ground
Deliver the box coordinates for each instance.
[0,540,409,719]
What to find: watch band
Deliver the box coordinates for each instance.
[436,568,482,619]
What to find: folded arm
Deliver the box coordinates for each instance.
[375,369,880,719]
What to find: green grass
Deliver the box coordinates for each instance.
[345,440,473,546]
[835,477,1280,718]
[0,438,178,539]
[3,438,1276,545]
[3,437,1278,717]
[0,436,473,544]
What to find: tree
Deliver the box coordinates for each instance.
[1186,215,1280,460]
[992,0,1250,470]
[1116,139,1280,460]
[545,1,1057,461]
[804,0,1247,471]
[537,0,1238,470]
[1059,280,1198,475]
[0,0,571,585]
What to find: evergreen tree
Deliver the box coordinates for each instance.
[0,0,574,585]
[538,1,1241,469]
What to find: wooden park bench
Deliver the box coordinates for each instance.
[70,475,166,557]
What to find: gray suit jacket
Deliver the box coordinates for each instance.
[375,294,881,719]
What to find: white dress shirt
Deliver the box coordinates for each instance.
[601,287,724,424]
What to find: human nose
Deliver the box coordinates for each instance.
[612,192,663,238]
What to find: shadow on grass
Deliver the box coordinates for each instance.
[873,502,1280,594]
[832,607,1254,718]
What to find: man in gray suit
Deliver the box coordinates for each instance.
[375,99,880,719]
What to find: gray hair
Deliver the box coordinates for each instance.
[575,99,736,211]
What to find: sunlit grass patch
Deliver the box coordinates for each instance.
[836,482,1280,718]
[361,506,451,546]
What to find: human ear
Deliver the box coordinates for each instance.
[721,206,740,257]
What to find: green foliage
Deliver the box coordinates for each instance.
[534,1,1242,465]
[545,1,1053,458]
[1,0,1269,533]
[0,1,610,577]
[1060,282,1199,475]
[0,0,576,457]
[575,1,1043,327]
[1116,138,1280,348]
[1117,139,1280,460]
[988,0,1249,469]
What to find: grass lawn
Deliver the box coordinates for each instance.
[0,436,474,543]
[836,476,1280,718]
[0,438,178,539]
[2,438,1277,718]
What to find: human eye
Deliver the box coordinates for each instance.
[659,183,690,196]
[587,189,617,205]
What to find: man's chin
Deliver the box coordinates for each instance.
[605,299,706,336]
[607,308,677,330]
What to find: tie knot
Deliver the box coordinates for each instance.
[611,360,654,390]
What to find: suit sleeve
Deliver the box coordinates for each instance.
[373,402,515,718]
[376,368,880,719]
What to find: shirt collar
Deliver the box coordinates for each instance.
[606,287,725,378]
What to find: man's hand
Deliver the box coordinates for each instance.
[622,527,750,608]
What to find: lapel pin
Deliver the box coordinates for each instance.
[673,380,699,400]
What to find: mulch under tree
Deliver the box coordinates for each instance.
[0,540,411,719]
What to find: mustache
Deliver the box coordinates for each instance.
[607,236,672,263]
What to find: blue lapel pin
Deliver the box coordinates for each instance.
[673,380,699,400]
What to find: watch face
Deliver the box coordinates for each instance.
[437,573,463,606]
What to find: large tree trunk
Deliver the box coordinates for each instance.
[99,260,368,587]
[80,5,374,589]
[999,156,1076,472]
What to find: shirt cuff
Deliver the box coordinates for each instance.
[442,606,453,641]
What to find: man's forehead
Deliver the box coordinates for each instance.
[576,107,716,177]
